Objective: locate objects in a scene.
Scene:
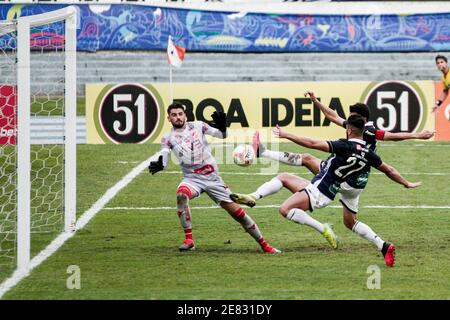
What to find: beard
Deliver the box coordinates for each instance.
[172,120,185,129]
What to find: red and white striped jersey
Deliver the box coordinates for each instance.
[157,121,225,178]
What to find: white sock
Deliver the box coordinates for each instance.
[230,207,263,241]
[286,208,324,233]
[261,149,302,166]
[352,221,384,250]
[241,214,263,241]
[177,194,192,230]
[251,177,283,199]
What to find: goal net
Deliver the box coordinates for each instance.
[0,7,77,281]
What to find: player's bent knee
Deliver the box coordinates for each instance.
[177,192,188,202]
[176,185,193,201]
[219,201,238,213]
[302,153,318,167]
[276,172,290,185]
[279,204,290,217]
[302,153,313,162]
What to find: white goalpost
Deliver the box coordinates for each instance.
[0,6,77,276]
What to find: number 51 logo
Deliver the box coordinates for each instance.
[362,81,426,133]
[94,84,164,144]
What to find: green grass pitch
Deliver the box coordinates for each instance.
[2,140,450,299]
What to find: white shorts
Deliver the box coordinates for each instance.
[305,181,333,211]
[338,182,363,214]
[179,175,233,204]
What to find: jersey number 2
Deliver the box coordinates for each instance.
[335,156,366,179]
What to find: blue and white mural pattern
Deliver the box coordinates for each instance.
[1,4,449,52]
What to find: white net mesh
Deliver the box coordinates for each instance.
[0,19,68,277]
[30,21,66,237]
[0,22,17,270]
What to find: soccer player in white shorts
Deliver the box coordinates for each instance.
[148,103,280,253]
[233,91,432,210]
[233,116,422,267]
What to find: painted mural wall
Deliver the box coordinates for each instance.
[1,4,450,52]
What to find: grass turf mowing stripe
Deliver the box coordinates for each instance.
[0,156,152,299]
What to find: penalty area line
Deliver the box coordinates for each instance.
[156,171,450,176]
[0,156,152,299]
[103,204,450,211]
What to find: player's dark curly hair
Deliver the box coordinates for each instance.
[167,102,185,115]
[346,114,365,134]
[349,103,370,121]
[435,55,448,63]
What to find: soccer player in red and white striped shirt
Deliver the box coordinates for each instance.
[149,103,280,253]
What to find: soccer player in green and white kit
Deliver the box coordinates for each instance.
[231,96,427,267]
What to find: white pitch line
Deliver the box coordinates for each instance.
[380,144,450,148]
[103,204,450,211]
[116,161,140,164]
[156,171,450,176]
[358,172,449,176]
[362,205,450,209]
[161,171,284,176]
[0,156,153,299]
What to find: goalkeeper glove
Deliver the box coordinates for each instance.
[148,155,164,175]
[211,111,227,133]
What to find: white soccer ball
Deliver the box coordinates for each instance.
[232,144,255,167]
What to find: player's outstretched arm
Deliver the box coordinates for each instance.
[304,91,345,127]
[273,125,329,152]
[383,130,435,141]
[376,162,422,188]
